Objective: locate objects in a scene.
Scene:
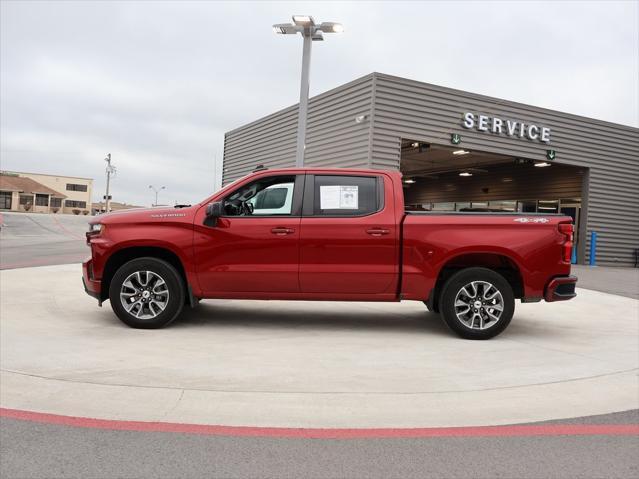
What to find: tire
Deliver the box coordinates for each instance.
[109,257,185,329]
[439,267,514,340]
[423,300,439,314]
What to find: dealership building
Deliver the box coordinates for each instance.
[223,73,638,267]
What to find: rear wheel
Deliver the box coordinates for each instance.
[439,267,514,340]
[109,257,185,329]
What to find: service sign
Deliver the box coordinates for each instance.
[462,112,551,144]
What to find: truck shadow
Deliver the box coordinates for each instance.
[175,301,451,336]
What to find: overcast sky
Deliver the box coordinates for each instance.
[1,0,637,207]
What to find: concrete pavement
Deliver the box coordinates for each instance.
[1,264,638,428]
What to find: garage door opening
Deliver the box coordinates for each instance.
[400,140,587,261]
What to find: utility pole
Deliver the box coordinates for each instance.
[104,153,116,213]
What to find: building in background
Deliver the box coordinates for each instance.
[222,73,639,267]
[92,201,143,215]
[0,171,93,215]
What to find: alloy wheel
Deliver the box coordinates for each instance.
[119,270,170,320]
[453,280,504,330]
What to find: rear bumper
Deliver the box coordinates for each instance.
[545,275,578,302]
[82,258,102,303]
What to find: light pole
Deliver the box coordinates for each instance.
[273,15,343,167]
[149,185,165,207]
[104,153,116,213]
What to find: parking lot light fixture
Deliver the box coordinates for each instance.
[273,15,343,167]
[149,185,166,207]
[292,15,314,26]
[319,22,344,33]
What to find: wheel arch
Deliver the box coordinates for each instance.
[429,251,525,312]
[101,246,195,305]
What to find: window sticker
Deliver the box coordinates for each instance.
[320,185,358,209]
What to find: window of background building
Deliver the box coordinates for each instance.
[66,200,86,208]
[470,201,488,209]
[517,200,537,213]
[405,203,432,211]
[19,195,32,205]
[0,191,11,209]
[488,200,517,211]
[50,197,62,208]
[66,183,88,192]
[35,194,49,206]
[537,200,559,214]
[560,198,581,207]
[432,202,455,211]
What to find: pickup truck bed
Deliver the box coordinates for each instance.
[401,211,572,302]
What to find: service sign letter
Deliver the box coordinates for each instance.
[463,112,475,129]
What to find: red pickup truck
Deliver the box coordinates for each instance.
[83,168,577,339]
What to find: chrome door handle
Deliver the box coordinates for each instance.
[271,227,295,235]
[366,228,390,236]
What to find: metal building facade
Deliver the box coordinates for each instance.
[223,73,639,267]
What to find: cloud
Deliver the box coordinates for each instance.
[1,0,637,206]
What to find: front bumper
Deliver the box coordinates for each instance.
[544,275,578,302]
[82,258,102,304]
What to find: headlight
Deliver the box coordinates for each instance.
[88,223,104,234]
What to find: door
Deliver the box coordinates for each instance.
[299,174,398,295]
[194,174,304,294]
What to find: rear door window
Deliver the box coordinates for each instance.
[311,175,381,216]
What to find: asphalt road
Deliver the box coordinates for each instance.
[0,236,88,269]
[572,264,639,300]
[0,213,89,269]
[2,411,638,479]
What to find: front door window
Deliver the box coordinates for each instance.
[223,176,296,217]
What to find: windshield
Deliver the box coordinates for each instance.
[198,175,248,206]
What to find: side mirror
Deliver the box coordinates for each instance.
[206,201,223,218]
[204,201,223,227]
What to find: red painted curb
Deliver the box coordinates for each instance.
[2,408,638,439]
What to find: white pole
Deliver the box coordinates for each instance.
[104,153,111,213]
[295,32,312,168]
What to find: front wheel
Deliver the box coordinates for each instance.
[109,257,185,329]
[439,267,514,340]
[423,300,439,314]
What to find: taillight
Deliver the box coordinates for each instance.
[558,223,574,263]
